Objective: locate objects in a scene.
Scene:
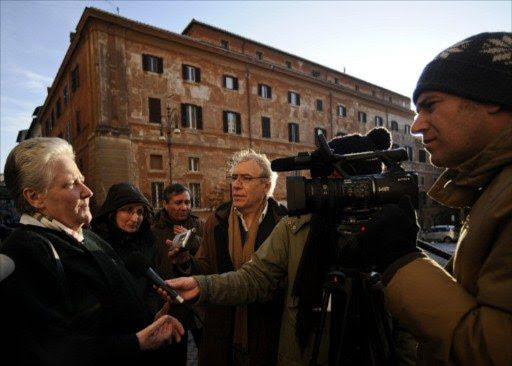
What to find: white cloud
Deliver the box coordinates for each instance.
[0,110,32,134]
[10,65,53,93]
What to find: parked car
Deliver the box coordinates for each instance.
[421,225,459,243]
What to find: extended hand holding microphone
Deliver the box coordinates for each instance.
[124,252,203,325]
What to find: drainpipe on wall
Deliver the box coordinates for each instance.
[245,65,253,148]
[329,92,334,138]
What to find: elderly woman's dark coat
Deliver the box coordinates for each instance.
[91,183,161,316]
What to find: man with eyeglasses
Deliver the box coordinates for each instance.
[170,149,287,366]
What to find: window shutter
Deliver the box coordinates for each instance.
[288,92,292,104]
[157,57,163,73]
[288,124,292,142]
[258,84,262,97]
[236,113,241,135]
[268,86,272,99]
[182,65,187,80]
[149,98,161,123]
[223,111,228,133]
[297,94,301,106]
[197,107,203,129]
[234,78,239,90]
[181,104,187,127]
[196,68,201,82]
[223,76,227,88]
[142,55,148,71]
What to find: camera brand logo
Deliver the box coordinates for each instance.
[378,186,390,192]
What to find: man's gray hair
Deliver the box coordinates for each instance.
[4,137,75,215]
[228,149,278,197]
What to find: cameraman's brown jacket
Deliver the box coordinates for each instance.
[384,123,512,365]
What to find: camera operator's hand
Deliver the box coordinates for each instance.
[358,195,420,274]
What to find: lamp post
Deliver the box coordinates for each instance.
[162,94,181,184]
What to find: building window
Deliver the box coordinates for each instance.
[314,127,327,145]
[391,120,399,131]
[389,96,393,103]
[418,175,425,186]
[181,104,203,129]
[45,119,51,136]
[182,64,201,82]
[286,61,292,69]
[355,85,359,92]
[56,99,61,119]
[419,149,427,163]
[142,54,163,74]
[261,117,271,138]
[288,122,299,143]
[148,98,162,123]
[63,86,69,106]
[151,182,165,208]
[404,124,411,134]
[334,78,339,84]
[71,65,80,92]
[358,111,367,123]
[288,91,301,106]
[405,146,413,161]
[312,70,321,78]
[75,110,81,135]
[51,109,55,129]
[190,183,201,208]
[188,157,200,172]
[337,105,347,117]
[258,84,272,99]
[316,99,323,112]
[223,75,239,90]
[256,51,263,60]
[66,121,72,144]
[220,40,229,49]
[375,116,384,126]
[149,154,163,170]
[420,191,427,207]
[372,90,376,97]
[223,111,241,135]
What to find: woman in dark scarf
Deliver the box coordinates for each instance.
[91,182,161,316]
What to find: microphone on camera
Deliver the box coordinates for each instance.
[0,254,15,282]
[124,252,185,304]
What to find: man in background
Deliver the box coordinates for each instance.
[152,183,204,365]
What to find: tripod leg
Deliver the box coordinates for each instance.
[309,290,332,366]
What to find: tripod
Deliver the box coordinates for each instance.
[309,268,398,366]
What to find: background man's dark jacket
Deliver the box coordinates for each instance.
[192,197,287,366]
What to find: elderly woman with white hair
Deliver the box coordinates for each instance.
[0,137,183,365]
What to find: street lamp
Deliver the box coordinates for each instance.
[161,94,181,184]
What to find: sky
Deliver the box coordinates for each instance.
[1,0,511,172]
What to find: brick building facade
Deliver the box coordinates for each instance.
[19,7,450,227]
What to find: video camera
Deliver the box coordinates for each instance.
[271,134,419,222]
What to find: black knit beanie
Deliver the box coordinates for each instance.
[413,32,512,108]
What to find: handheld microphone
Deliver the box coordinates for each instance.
[125,252,185,303]
[0,254,15,282]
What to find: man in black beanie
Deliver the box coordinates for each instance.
[162,128,417,365]
[351,32,511,365]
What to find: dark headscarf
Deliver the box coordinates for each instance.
[91,183,154,260]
